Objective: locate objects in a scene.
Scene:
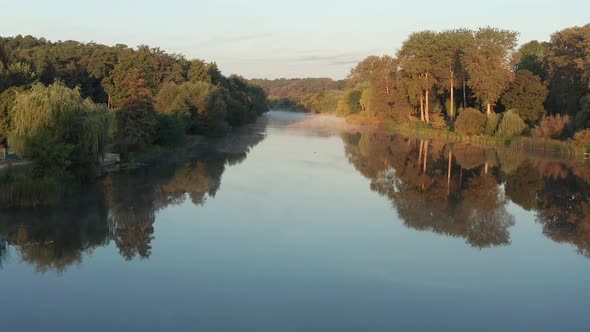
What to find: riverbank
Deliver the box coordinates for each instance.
[341,114,583,160]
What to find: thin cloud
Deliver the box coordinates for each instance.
[192,33,272,47]
[217,50,368,65]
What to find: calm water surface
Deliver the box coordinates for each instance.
[1,111,590,331]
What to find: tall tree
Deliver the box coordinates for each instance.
[434,29,474,120]
[462,27,518,116]
[545,24,590,116]
[399,31,439,123]
[500,70,548,123]
[515,40,549,79]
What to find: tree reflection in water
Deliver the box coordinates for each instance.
[3,116,590,272]
[343,132,590,253]
[0,118,268,272]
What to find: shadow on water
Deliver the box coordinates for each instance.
[0,116,270,273]
[342,131,590,255]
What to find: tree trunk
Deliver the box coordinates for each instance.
[420,94,425,122]
[486,103,491,116]
[462,76,467,109]
[425,73,430,123]
[449,70,455,120]
[425,89,430,123]
[485,162,489,175]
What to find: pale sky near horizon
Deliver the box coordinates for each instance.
[1,0,588,79]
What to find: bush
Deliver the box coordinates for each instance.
[454,108,486,136]
[429,109,447,130]
[573,129,590,152]
[485,112,501,136]
[496,110,527,137]
[532,114,570,139]
[21,130,73,178]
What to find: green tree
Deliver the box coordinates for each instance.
[462,27,518,116]
[515,41,548,79]
[114,99,157,151]
[398,31,439,122]
[337,86,364,116]
[500,70,548,123]
[434,29,474,120]
[0,87,23,145]
[356,56,399,118]
[545,24,590,117]
[155,81,227,135]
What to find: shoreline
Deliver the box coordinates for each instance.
[341,114,584,160]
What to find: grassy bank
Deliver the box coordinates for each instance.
[347,116,584,160]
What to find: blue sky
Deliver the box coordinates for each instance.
[2,0,588,79]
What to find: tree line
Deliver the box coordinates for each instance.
[249,77,345,112]
[256,24,590,151]
[0,35,268,178]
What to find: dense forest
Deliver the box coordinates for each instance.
[254,24,590,151]
[0,35,268,178]
[249,78,345,112]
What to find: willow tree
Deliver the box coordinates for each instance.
[0,87,24,145]
[462,27,518,116]
[8,82,110,175]
[398,31,439,123]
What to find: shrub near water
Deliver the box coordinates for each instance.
[532,114,570,139]
[455,108,486,136]
[573,129,590,152]
[496,110,527,137]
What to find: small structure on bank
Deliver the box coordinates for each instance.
[0,147,19,161]
[101,153,121,167]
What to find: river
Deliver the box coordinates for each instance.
[1,110,589,331]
